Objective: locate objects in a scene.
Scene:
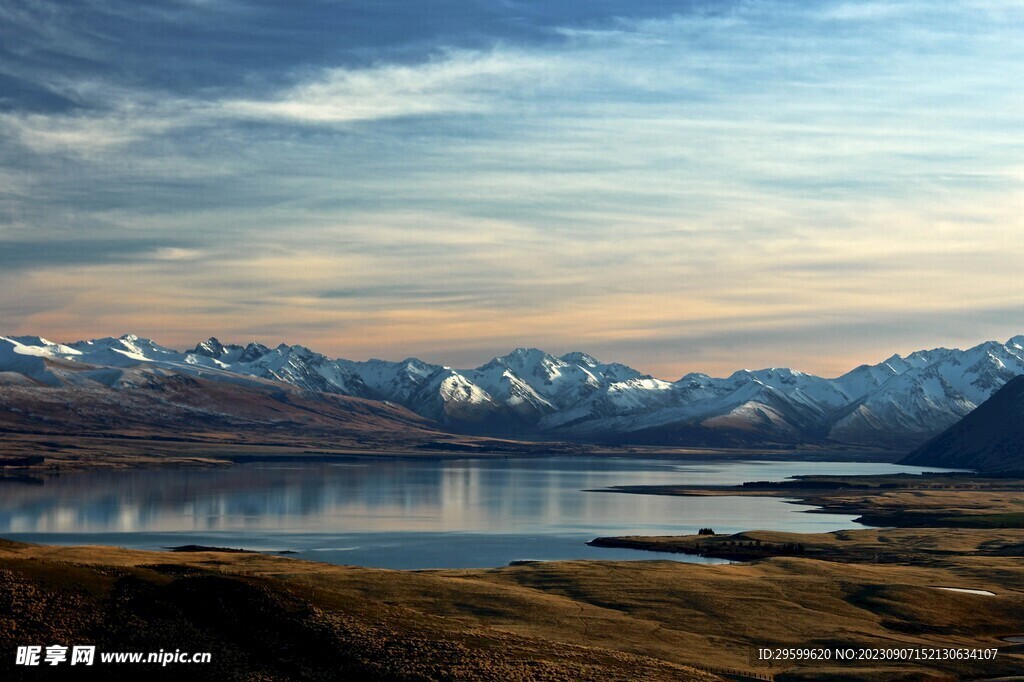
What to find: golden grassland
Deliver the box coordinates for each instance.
[0,539,718,681]
[1,526,1022,681]
[593,526,1024,565]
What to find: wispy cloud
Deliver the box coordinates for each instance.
[1,47,569,155]
[1,111,176,155]
[221,50,561,125]
[818,2,912,21]
[2,0,1023,375]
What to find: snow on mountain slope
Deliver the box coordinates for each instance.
[559,376,828,444]
[229,344,372,397]
[67,334,182,367]
[0,335,315,392]
[721,368,851,410]
[560,352,645,383]
[828,340,1024,445]
[489,350,676,430]
[833,360,903,402]
[480,348,596,407]
[3,336,82,357]
[3,333,1024,447]
[495,339,1024,444]
[463,354,558,418]
[698,381,809,439]
[0,336,62,386]
[336,357,440,403]
[427,371,505,423]
[539,376,678,430]
[335,357,503,424]
[900,374,1024,472]
[335,349,665,428]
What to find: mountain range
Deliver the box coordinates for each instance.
[3,333,1024,449]
[901,375,1024,472]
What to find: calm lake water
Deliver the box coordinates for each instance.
[0,457,948,569]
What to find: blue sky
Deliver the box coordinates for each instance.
[2,0,1023,377]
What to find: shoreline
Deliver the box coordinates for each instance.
[0,432,904,476]
[587,472,1024,564]
[579,468,1024,538]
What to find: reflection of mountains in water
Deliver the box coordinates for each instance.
[0,459,902,538]
[0,460,629,534]
[0,463,452,533]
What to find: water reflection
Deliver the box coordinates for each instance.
[0,458,946,569]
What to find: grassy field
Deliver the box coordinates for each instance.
[1,533,1021,681]
[591,525,1024,564]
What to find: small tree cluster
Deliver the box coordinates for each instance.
[718,541,807,555]
[697,527,716,535]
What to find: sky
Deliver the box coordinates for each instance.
[2,0,1023,379]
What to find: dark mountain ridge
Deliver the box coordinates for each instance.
[900,375,1024,472]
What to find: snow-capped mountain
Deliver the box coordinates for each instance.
[828,339,1024,446]
[3,333,1024,448]
[187,340,374,397]
[900,374,1024,472]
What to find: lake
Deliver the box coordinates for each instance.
[0,457,948,569]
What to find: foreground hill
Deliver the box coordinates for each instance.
[0,540,714,681]
[3,333,1024,449]
[1,532,1021,680]
[900,375,1024,473]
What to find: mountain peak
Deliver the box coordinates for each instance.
[192,337,226,358]
[4,335,54,347]
[486,347,555,370]
[560,351,600,367]
[240,342,269,363]
[504,347,548,359]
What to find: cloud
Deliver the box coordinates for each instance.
[0,238,191,270]
[147,247,206,261]
[1,111,178,155]
[818,2,912,21]
[0,47,569,157]
[1,1,1023,375]
[220,50,561,125]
